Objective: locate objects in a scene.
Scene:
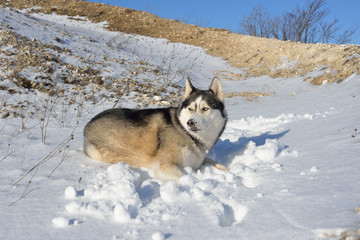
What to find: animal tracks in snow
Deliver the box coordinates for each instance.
[54,113,313,228]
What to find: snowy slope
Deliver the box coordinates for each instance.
[1,7,360,240]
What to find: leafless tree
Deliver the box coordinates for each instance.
[238,0,356,44]
[295,0,329,43]
[238,4,272,38]
[276,12,298,42]
[320,19,340,43]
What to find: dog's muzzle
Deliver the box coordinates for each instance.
[187,119,199,132]
[187,119,196,127]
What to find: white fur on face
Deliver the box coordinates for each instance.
[178,96,226,149]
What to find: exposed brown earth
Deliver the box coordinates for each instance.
[1,0,360,84]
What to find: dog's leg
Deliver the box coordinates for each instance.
[84,142,102,161]
[153,163,184,183]
[203,158,228,171]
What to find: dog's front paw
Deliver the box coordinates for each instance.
[203,158,229,171]
[214,163,229,172]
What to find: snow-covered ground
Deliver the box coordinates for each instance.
[1,7,360,240]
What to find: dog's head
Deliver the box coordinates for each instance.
[177,77,226,144]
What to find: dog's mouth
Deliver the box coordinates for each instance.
[189,126,200,132]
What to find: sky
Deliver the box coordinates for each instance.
[87,0,360,44]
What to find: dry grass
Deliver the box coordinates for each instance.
[1,0,360,85]
[225,91,272,102]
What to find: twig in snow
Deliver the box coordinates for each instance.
[13,126,77,186]
[9,168,38,206]
[0,144,14,163]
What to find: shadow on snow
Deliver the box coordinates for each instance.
[211,130,290,166]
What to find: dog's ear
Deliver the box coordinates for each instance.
[184,77,194,99]
[209,77,223,102]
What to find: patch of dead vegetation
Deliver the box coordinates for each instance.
[0,25,182,118]
[1,0,360,85]
[0,28,99,93]
[224,91,272,102]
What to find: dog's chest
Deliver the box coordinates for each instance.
[180,145,206,169]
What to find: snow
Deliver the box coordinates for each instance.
[64,186,77,199]
[152,232,165,240]
[1,7,360,240]
[52,217,70,228]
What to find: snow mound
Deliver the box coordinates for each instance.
[64,186,77,199]
[52,217,69,228]
[151,232,165,240]
[62,163,142,221]
[54,114,304,228]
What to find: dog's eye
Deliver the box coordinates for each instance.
[188,107,194,112]
[202,107,209,112]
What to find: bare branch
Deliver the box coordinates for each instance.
[320,19,340,43]
[336,28,357,44]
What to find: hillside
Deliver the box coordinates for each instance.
[1,2,360,240]
[2,0,360,84]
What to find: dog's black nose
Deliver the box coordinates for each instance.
[187,119,196,127]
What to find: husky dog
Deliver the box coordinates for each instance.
[84,77,227,182]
